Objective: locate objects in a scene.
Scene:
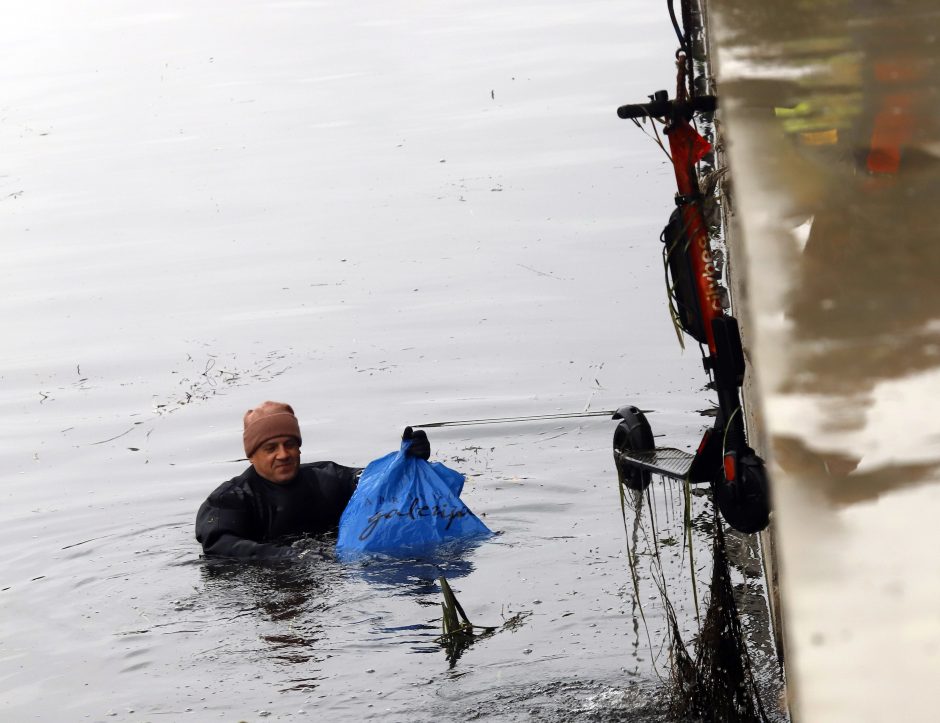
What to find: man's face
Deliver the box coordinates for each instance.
[249,436,301,484]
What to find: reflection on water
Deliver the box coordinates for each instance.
[352,546,479,595]
[198,536,517,677]
[710,0,940,720]
[199,547,347,673]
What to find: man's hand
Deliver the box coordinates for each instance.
[402,426,431,460]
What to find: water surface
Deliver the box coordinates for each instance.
[0,1,772,719]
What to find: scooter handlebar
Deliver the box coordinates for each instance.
[616,94,717,120]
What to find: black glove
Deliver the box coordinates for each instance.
[402,426,430,460]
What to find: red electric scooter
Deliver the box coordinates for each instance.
[611,65,770,534]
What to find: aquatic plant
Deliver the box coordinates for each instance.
[434,576,532,668]
[435,576,496,666]
[618,473,774,722]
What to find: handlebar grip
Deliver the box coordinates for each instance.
[617,100,670,119]
[616,94,717,120]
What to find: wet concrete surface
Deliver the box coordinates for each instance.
[709,0,940,719]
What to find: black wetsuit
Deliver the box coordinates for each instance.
[195,461,360,560]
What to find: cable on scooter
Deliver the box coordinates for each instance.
[667,0,688,56]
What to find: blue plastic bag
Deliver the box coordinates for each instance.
[336,439,491,559]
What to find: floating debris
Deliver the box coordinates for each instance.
[435,577,496,667]
[434,577,534,667]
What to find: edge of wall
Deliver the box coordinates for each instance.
[695,0,788,690]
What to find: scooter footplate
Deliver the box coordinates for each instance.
[614,447,695,480]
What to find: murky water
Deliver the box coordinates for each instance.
[709,1,940,720]
[1,2,778,720]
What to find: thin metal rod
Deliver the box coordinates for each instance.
[415,410,620,429]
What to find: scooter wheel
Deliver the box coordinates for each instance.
[715,453,770,533]
[612,406,654,491]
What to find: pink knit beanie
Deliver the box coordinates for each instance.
[243,401,302,456]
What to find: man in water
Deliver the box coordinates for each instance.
[195,400,430,559]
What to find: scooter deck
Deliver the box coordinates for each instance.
[614,446,696,480]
